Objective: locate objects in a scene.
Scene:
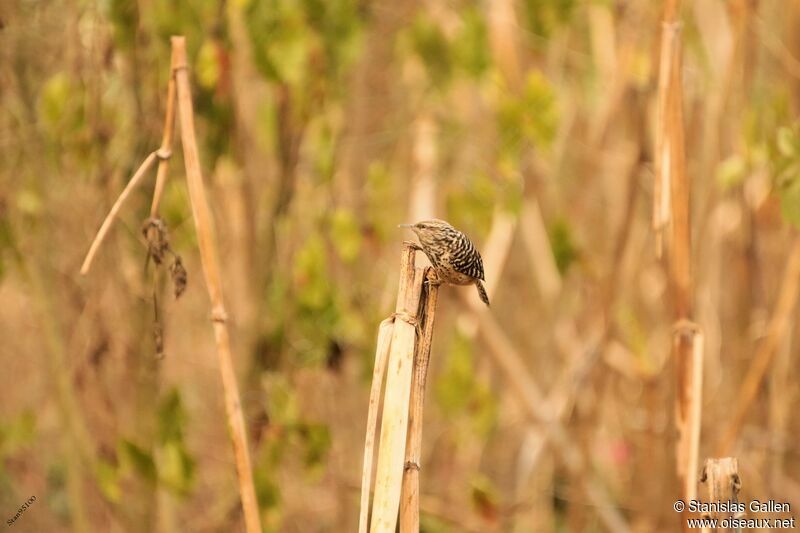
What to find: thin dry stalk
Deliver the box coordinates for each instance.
[150,50,178,216]
[656,0,704,513]
[358,317,395,533]
[699,458,741,533]
[369,244,425,533]
[674,322,704,503]
[400,268,439,532]
[718,238,800,455]
[80,151,159,275]
[171,36,262,533]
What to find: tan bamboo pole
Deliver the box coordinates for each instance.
[171,36,262,533]
[699,458,741,533]
[655,0,704,515]
[369,243,425,532]
[399,268,440,532]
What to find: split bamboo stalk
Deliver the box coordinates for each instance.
[718,238,800,455]
[400,268,440,532]
[358,317,395,533]
[171,36,262,533]
[699,458,741,533]
[369,243,425,532]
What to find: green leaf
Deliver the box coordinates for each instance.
[0,411,36,457]
[779,171,800,230]
[158,388,188,444]
[159,441,195,495]
[119,439,157,484]
[777,127,797,157]
[716,155,747,191]
[196,40,221,90]
[330,208,362,263]
[548,218,578,274]
[94,459,121,502]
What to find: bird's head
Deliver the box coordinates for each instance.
[399,219,454,247]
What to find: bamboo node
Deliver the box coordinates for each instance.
[404,461,420,472]
[391,311,420,336]
[211,309,228,323]
[156,148,172,160]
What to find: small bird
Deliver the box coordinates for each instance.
[399,219,490,306]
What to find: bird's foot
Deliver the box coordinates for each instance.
[424,277,444,287]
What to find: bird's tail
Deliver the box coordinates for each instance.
[475,280,490,306]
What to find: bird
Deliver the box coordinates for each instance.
[399,219,490,306]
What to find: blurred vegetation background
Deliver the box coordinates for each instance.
[2,0,800,531]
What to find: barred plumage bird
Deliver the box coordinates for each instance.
[400,219,490,306]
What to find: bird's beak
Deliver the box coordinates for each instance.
[398,224,414,228]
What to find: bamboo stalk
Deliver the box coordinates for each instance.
[399,268,439,532]
[150,49,178,217]
[699,458,741,533]
[358,317,395,533]
[369,243,425,532]
[80,151,159,275]
[718,238,800,455]
[655,0,704,516]
[171,36,262,533]
[675,322,704,503]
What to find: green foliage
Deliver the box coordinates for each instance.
[520,0,577,40]
[772,124,800,230]
[94,459,122,502]
[38,72,85,140]
[452,8,490,79]
[548,217,578,274]
[155,389,196,495]
[716,155,747,191]
[108,0,139,49]
[109,389,195,497]
[407,14,453,89]
[0,410,36,457]
[497,71,559,161]
[329,208,362,263]
[119,439,157,484]
[245,0,361,90]
[435,333,497,437]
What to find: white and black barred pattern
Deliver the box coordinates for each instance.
[412,219,485,280]
[406,219,490,306]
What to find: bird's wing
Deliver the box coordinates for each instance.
[453,234,485,281]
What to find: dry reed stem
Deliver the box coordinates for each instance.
[400,268,439,532]
[718,238,800,455]
[699,458,741,533]
[172,36,262,533]
[150,49,178,216]
[656,0,704,515]
[674,322,704,503]
[457,291,629,532]
[80,151,159,275]
[358,317,395,533]
[370,244,425,532]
